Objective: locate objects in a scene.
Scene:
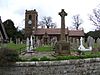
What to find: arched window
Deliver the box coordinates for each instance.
[29,15,32,20]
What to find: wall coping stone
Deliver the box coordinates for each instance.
[15,58,100,67]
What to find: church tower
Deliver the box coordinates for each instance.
[25,9,38,37]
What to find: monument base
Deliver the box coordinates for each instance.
[55,40,70,55]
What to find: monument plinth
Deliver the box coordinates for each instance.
[55,9,70,55]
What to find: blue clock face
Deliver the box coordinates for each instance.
[28,20,32,24]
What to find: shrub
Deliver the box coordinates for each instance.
[56,56,80,60]
[17,57,28,62]
[40,56,51,61]
[30,57,39,61]
[6,43,26,53]
[83,54,98,58]
[0,48,19,66]
[56,56,67,60]
[36,45,53,52]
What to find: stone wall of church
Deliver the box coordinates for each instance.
[0,58,100,75]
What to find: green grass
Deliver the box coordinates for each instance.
[2,43,100,61]
[6,43,26,53]
[35,45,53,52]
[20,51,100,61]
[7,43,26,49]
[3,43,53,53]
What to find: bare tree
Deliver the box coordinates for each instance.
[39,21,45,28]
[89,7,100,30]
[39,16,56,28]
[51,23,56,28]
[72,14,83,30]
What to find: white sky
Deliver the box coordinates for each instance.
[0,0,100,33]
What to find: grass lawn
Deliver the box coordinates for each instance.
[2,43,53,52]
[35,45,53,52]
[6,43,26,53]
[2,43,100,61]
[5,43,53,52]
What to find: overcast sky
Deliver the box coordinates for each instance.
[0,0,100,32]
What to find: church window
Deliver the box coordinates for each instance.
[29,15,32,20]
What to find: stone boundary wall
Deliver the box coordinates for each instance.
[0,58,100,75]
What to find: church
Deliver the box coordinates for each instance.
[25,9,84,43]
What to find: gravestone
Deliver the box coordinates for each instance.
[96,38,100,46]
[78,37,86,50]
[16,38,17,44]
[78,37,92,51]
[36,39,41,47]
[96,38,100,51]
[26,37,29,52]
[71,38,79,50]
[10,38,13,43]
[30,35,33,51]
[76,39,80,49]
[55,9,70,55]
[87,36,94,48]
[16,38,20,44]
[43,32,49,45]
[51,37,57,46]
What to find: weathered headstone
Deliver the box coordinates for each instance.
[76,39,80,49]
[87,36,94,47]
[16,38,20,44]
[96,38,100,46]
[96,38,100,51]
[10,38,13,43]
[41,39,44,46]
[43,32,49,45]
[21,41,23,44]
[26,37,29,52]
[51,37,57,46]
[55,9,70,55]
[30,35,33,51]
[16,38,17,44]
[18,38,21,44]
[36,39,40,47]
[71,38,79,50]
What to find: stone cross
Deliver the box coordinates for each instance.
[59,9,67,40]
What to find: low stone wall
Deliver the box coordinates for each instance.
[0,58,100,75]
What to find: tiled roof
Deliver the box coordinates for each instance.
[33,28,84,36]
[34,28,61,35]
[69,30,84,36]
